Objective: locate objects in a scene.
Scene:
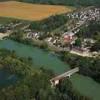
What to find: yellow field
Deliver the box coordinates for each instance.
[0,1,73,21]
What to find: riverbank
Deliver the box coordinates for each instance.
[9,35,97,58]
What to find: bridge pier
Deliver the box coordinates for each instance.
[50,80,60,86]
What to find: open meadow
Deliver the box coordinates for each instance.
[0,1,73,21]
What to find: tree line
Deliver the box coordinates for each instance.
[1,0,100,6]
[18,0,100,7]
[29,14,69,32]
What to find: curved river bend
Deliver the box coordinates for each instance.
[0,39,100,100]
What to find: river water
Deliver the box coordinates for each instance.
[0,39,100,100]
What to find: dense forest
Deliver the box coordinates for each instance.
[0,0,100,7]
[29,14,69,32]
[0,49,91,100]
[18,0,100,7]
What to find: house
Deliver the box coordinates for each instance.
[27,32,40,39]
[63,32,75,43]
[84,38,95,44]
[47,37,52,42]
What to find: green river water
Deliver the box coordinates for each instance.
[0,39,100,100]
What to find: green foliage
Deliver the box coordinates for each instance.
[10,30,24,40]
[18,0,100,7]
[0,49,92,100]
[0,49,55,100]
[74,38,82,47]
[77,21,100,39]
[90,39,100,51]
[76,21,100,52]
[59,51,100,83]
[56,79,91,100]
[30,14,69,32]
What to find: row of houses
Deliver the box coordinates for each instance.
[27,32,40,39]
[66,7,100,31]
[0,21,22,33]
[67,7,100,21]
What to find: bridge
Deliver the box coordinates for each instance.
[50,67,79,86]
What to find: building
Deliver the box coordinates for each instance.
[63,31,75,43]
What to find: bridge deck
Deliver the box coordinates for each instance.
[50,67,79,81]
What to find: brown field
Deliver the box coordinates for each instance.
[0,1,73,21]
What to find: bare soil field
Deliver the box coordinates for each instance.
[0,1,73,21]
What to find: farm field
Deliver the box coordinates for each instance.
[0,1,73,21]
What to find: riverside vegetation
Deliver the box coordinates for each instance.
[59,51,100,83]
[0,49,91,100]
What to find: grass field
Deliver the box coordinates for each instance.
[0,1,73,21]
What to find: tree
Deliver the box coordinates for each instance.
[90,40,100,52]
[74,38,82,47]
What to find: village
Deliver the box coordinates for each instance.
[0,7,100,57]
[28,7,100,57]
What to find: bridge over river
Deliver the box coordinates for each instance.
[50,67,79,86]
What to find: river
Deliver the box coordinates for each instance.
[0,39,100,100]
